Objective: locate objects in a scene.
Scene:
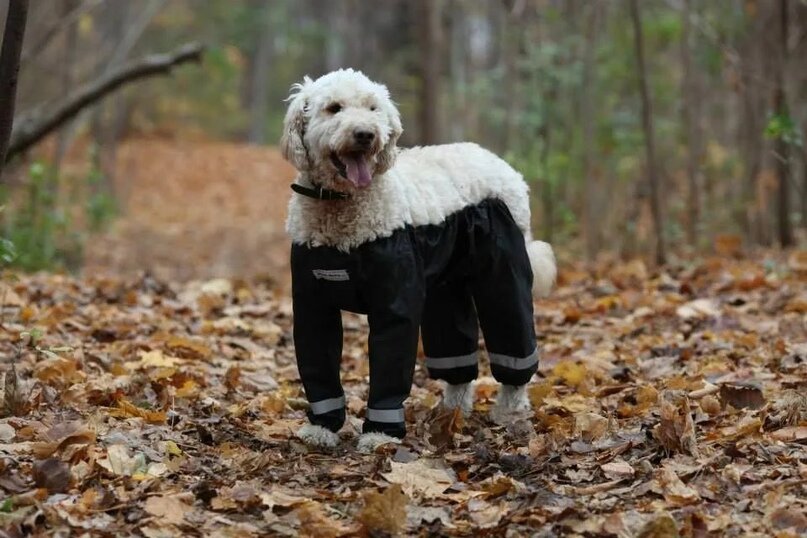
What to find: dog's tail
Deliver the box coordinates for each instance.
[526,240,556,298]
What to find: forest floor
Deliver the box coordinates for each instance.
[0,139,805,536]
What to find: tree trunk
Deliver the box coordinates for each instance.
[581,0,602,261]
[54,0,80,174]
[0,0,29,183]
[248,3,274,145]
[680,0,702,249]
[774,0,793,247]
[629,0,666,265]
[417,0,441,145]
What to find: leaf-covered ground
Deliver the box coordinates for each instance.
[0,253,805,537]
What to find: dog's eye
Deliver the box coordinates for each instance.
[370,105,377,112]
[326,103,342,114]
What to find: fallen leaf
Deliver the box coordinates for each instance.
[144,494,192,526]
[637,511,680,538]
[654,467,700,506]
[296,500,352,538]
[676,298,720,319]
[467,498,502,529]
[767,507,807,533]
[382,459,455,498]
[600,460,635,481]
[109,400,167,424]
[719,382,765,410]
[356,484,408,535]
[574,412,608,442]
[768,426,807,442]
[653,391,698,456]
[97,444,147,476]
[32,421,96,458]
[32,458,71,493]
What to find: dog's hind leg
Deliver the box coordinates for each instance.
[471,201,540,421]
[421,282,479,416]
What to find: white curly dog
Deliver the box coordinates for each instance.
[282,69,556,452]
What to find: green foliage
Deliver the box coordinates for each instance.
[0,155,117,272]
[764,113,803,148]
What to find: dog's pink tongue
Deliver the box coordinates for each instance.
[343,155,372,187]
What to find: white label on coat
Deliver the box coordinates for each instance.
[312,269,350,281]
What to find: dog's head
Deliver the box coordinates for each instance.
[281,69,403,190]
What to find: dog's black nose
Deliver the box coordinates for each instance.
[354,130,375,145]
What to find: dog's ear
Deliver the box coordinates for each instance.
[280,77,313,170]
[376,103,403,175]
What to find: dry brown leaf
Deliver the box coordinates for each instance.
[653,391,698,457]
[654,467,700,507]
[382,459,454,498]
[109,400,167,424]
[32,421,96,458]
[574,412,608,442]
[467,498,503,529]
[296,501,353,538]
[768,426,807,442]
[356,484,408,535]
[32,458,71,493]
[600,460,635,481]
[718,382,765,410]
[676,298,720,319]
[767,507,807,534]
[637,511,680,538]
[144,494,192,526]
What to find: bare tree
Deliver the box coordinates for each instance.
[629,0,666,265]
[0,0,29,182]
[248,2,274,145]
[417,0,442,145]
[773,0,794,246]
[680,0,702,248]
[581,0,603,261]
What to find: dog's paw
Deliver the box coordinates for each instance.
[443,382,474,416]
[356,432,401,454]
[296,424,340,448]
[491,384,532,424]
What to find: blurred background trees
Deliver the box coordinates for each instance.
[0,0,805,275]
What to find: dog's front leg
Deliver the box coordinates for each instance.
[356,306,422,453]
[292,293,345,449]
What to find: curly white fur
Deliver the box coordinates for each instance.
[491,384,533,423]
[296,424,339,448]
[282,69,556,295]
[356,432,401,453]
[443,382,474,416]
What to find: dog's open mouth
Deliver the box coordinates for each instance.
[330,152,373,188]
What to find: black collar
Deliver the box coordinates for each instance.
[290,182,349,201]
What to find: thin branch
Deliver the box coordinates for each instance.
[6,42,204,162]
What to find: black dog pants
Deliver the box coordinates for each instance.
[291,198,538,439]
[421,199,538,387]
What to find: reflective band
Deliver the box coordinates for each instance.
[309,395,345,415]
[489,348,539,370]
[366,407,405,423]
[425,352,478,370]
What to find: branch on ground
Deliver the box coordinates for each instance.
[6,42,205,162]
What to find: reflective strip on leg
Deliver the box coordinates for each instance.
[309,395,346,415]
[366,407,405,423]
[425,351,478,370]
[488,348,539,370]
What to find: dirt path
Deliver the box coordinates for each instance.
[83,138,297,287]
